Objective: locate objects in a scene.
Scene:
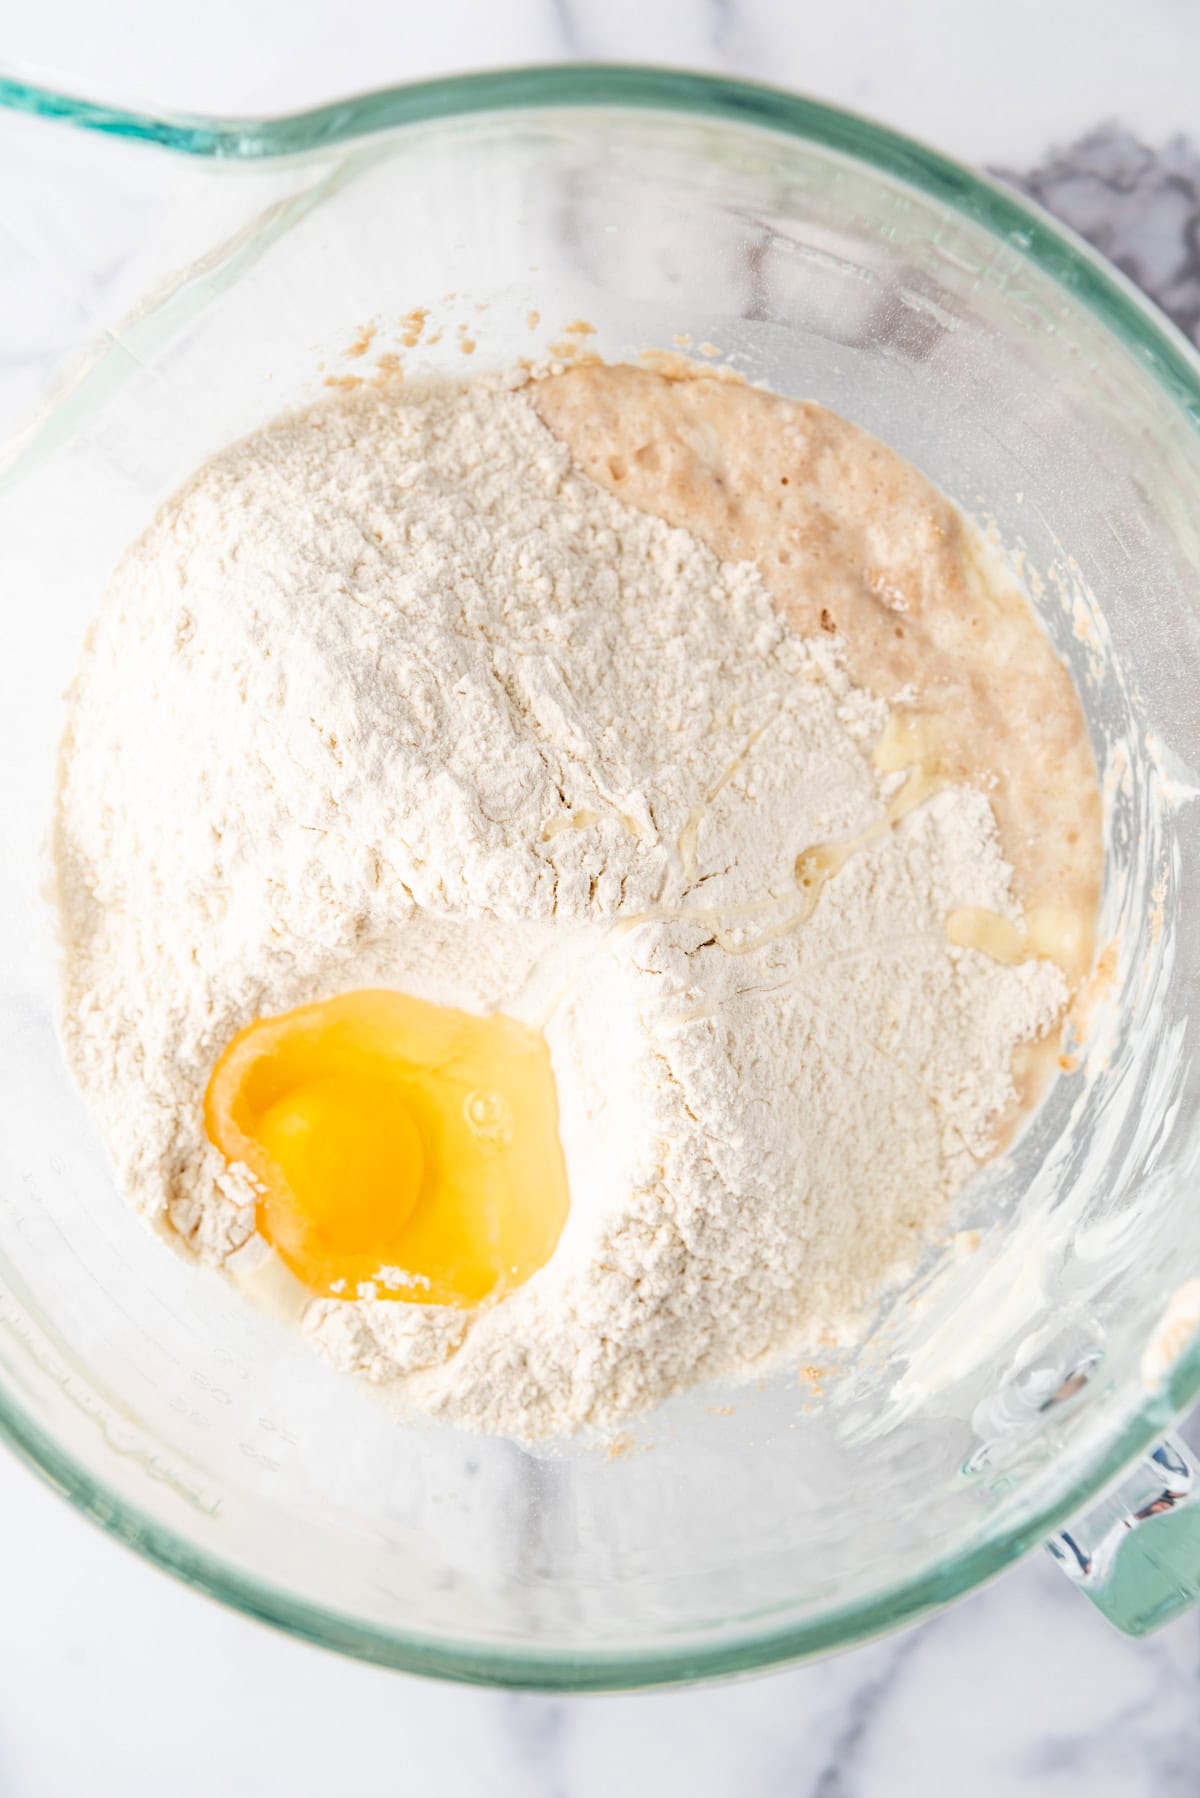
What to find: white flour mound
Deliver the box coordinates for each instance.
[53,375,1065,1439]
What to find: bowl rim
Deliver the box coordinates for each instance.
[4,60,1200,1690]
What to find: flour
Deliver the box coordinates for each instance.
[53,374,1067,1440]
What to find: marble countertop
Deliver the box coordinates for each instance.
[3,5,1200,1793]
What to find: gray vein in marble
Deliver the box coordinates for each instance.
[809,1628,926,1797]
[996,124,1200,348]
[502,1692,571,1798]
[706,0,739,57]
[547,0,582,57]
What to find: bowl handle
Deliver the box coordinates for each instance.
[1047,1433,1200,1634]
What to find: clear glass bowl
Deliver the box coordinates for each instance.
[3,67,1200,1689]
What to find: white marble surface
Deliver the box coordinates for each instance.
[2,1435,1199,1798]
[3,6,1200,1793]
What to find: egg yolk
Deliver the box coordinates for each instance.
[204,989,569,1306]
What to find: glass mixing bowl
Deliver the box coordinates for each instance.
[3,66,1200,1689]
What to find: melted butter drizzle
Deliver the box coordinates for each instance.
[677,718,775,882]
[606,725,949,959]
[542,807,644,841]
[794,761,943,909]
[544,709,1086,986]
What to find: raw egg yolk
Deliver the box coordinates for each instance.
[204,989,569,1306]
